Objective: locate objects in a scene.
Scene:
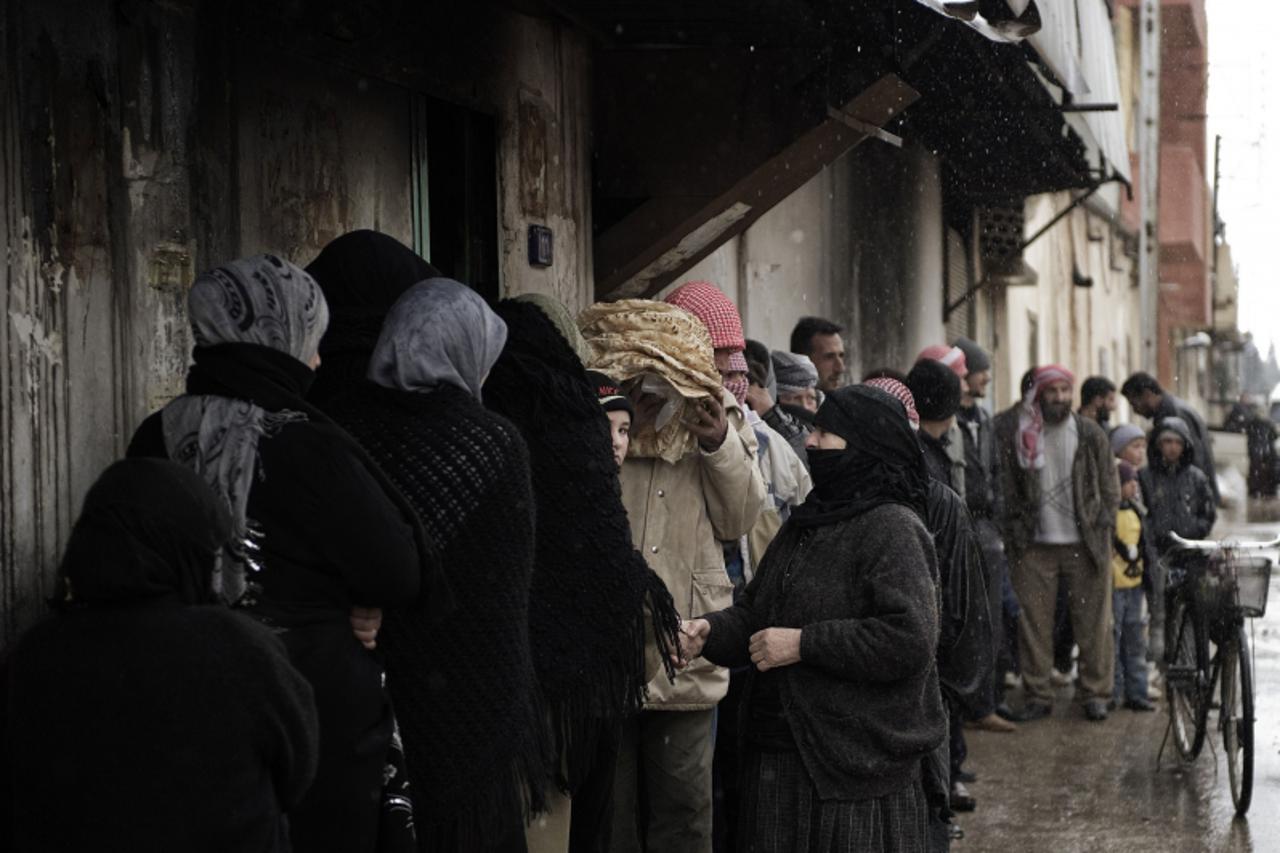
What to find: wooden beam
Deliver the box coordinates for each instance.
[596,73,920,300]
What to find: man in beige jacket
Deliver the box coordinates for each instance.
[609,283,766,853]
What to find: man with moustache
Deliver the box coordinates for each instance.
[995,366,1120,723]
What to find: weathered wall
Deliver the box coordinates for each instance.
[494,14,593,313]
[0,1,597,647]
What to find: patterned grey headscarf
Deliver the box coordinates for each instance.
[368,278,507,401]
[161,255,325,605]
[189,254,329,365]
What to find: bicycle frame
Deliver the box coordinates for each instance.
[1161,531,1277,817]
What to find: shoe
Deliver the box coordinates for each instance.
[955,769,977,783]
[1050,668,1073,687]
[995,702,1017,721]
[1147,684,1163,700]
[947,822,966,841]
[950,781,977,812]
[966,712,1018,733]
[1011,702,1052,722]
[1084,699,1109,721]
[1125,697,1156,712]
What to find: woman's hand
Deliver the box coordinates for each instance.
[749,627,802,671]
[350,606,383,650]
[674,618,712,667]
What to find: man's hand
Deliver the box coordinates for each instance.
[673,618,712,668]
[684,395,729,451]
[350,606,383,650]
[744,384,775,416]
[628,387,665,431]
[749,627,802,671]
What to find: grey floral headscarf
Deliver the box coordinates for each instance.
[368,278,508,401]
[189,254,330,365]
[161,254,325,605]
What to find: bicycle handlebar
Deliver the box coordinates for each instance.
[1168,531,1280,552]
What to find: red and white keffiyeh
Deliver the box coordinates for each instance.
[724,352,750,405]
[862,377,920,430]
[916,344,968,380]
[664,281,746,352]
[1016,364,1076,470]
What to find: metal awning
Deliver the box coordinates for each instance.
[911,0,1132,203]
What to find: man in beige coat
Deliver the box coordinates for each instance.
[609,284,765,853]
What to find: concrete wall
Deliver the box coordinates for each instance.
[998,194,1140,419]
[674,141,945,377]
[0,1,594,646]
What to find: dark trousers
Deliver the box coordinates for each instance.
[1053,575,1076,673]
[569,724,623,853]
[970,518,1009,717]
[610,709,715,853]
[945,691,966,777]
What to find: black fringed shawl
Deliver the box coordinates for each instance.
[326,381,550,851]
[484,300,681,794]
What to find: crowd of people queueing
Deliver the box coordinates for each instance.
[0,230,1222,853]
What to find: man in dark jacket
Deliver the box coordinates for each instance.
[908,359,964,492]
[953,338,1017,735]
[893,370,992,817]
[996,366,1121,723]
[1122,371,1219,503]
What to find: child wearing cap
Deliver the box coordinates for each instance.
[588,370,634,469]
[1113,461,1156,711]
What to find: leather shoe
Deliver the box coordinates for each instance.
[966,712,1018,733]
[1011,702,1052,722]
[1084,699,1109,721]
[950,781,977,812]
[1125,697,1156,712]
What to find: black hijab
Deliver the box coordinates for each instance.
[483,299,680,792]
[305,230,442,407]
[792,384,930,527]
[58,459,231,608]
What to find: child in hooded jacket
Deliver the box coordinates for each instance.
[1113,461,1157,711]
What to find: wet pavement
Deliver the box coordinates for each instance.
[958,502,1280,852]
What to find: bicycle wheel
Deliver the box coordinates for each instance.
[1168,597,1209,761]
[1222,624,1255,816]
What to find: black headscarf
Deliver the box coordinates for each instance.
[483,299,680,793]
[792,384,930,527]
[57,459,231,608]
[305,230,441,406]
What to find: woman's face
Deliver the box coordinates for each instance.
[804,427,848,451]
[779,387,819,413]
[607,410,631,469]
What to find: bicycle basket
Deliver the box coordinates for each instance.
[1209,554,1273,617]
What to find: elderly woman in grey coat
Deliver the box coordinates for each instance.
[679,384,946,852]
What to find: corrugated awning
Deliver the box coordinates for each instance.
[911,0,1132,201]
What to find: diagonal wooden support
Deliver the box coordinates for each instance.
[597,73,920,301]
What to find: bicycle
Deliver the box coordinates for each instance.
[1160,530,1279,817]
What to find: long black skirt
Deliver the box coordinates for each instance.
[738,750,928,853]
